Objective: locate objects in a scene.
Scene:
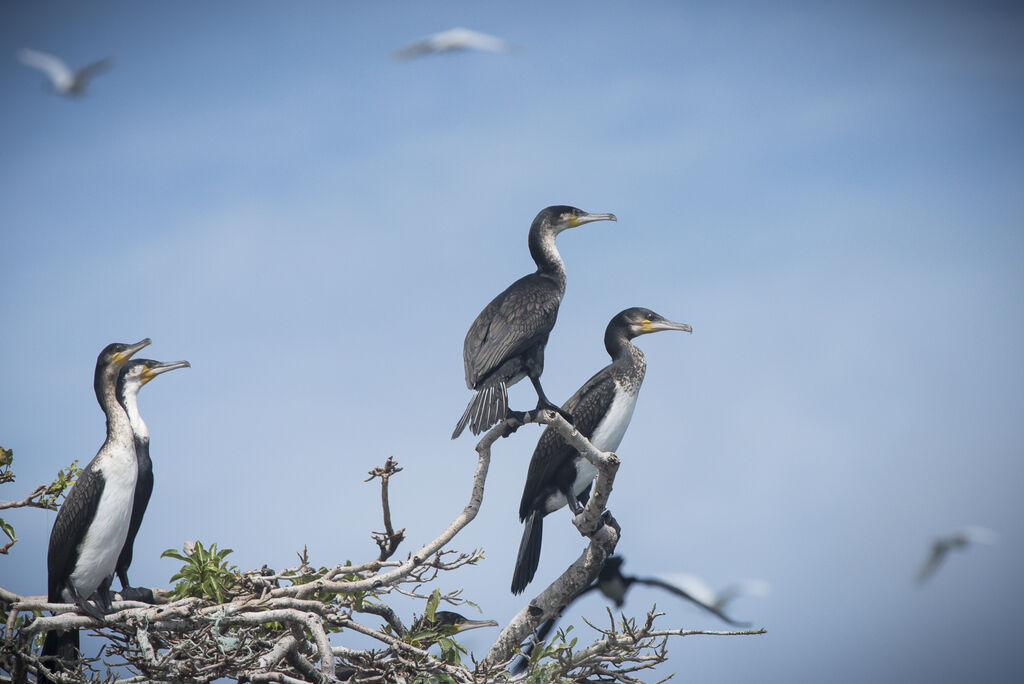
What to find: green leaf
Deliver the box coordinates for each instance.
[424,589,440,623]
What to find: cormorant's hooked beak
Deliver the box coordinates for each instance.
[113,338,152,366]
[448,617,499,633]
[569,212,617,228]
[641,319,692,335]
[141,360,191,384]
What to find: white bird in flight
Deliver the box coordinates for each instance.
[393,27,514,60]
[657,573,771,612]
[916,526,996,586]
[17,48,111,97]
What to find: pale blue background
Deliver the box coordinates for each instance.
[2,2,1022,682]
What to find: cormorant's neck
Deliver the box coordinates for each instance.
[605,331,646,392]
[120,389,150,444]
[528,224,567,289]
[99,371,132,445]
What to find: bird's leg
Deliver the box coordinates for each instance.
[529,376,574,426]
[65,582,107,621]
[601,509,622,535]
[562,484,585,516]
[96,576,115,613]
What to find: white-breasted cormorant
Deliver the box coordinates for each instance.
[452,206,616,439]
[41,339,150,678]
[113,358,191,602]
[511,308,690,594]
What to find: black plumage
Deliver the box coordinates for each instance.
[452,205,616,438]
[511,308,691,594]
[114,358,190,601]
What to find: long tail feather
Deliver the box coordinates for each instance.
[511,510,543,595]
[452,379,507,439]
[40,628,79,684]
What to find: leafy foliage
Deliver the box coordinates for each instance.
[1,446,80,554]
[162,541,238,602]
[38,459,82,509]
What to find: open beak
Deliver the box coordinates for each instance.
[571,212,617,228]
[642,319,692,334]
[141,360,191,384]
[113,338,152,366]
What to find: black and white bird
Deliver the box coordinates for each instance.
[113,358,191,602]
[916,526,996,586]
[394,27,513,60]
[41,339,150,678]
[452,206,616,439]
[17,48,111,97]
[511,308,691,594]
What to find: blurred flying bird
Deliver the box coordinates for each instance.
[511,308,689,594]
[916,526,997,586]
[17,48,111,97]
[511,555,752,675]
[452,206,616,439]
[656,573,771,613]
[394,27,513,59]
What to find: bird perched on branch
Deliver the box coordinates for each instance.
[511,308,690,594]
[113,358,191,603]
[916,526,996,586]
[17,48,111,97]
[393,27,513,59]
[453,206,617,439]
[41,339,151,681]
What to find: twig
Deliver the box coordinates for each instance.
[365,456,406,561]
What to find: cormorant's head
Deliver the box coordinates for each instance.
[94,339,152,397]
[413,610,499,635]
[97,339,152,369]
[117,358,191,401]
[534,205,617,234]
[613,308,692,340]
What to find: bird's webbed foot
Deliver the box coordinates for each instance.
[535,399,574,427]
[119,586,156,603]
[601,509,622,535]
[67,584,108,621]
[500,410,527,437]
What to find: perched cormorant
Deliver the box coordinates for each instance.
[511,555,750,675]
[511,308,691,595]
[41,339,151,679]
[113,358,191,602]
[452,206,616,439]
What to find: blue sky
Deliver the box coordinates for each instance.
[2,2,1023,681]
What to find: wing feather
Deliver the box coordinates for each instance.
[463,274,561,388]
[518,368,616,519]
[47,462,105,601]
